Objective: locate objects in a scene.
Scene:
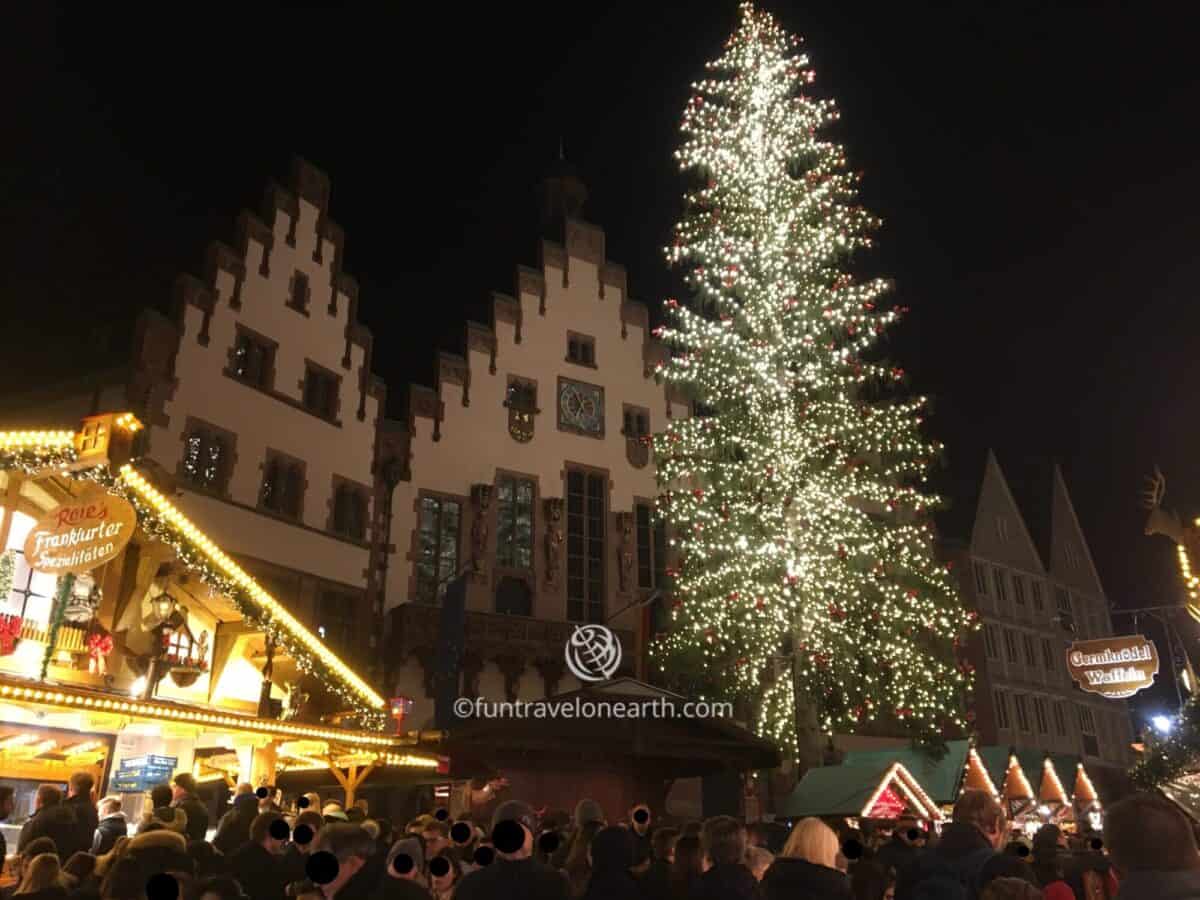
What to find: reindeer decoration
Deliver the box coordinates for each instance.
[1143,467,1185,544]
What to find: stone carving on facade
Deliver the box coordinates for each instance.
[534,657,567,698]
[544,498,564,586]
[471,484,492,580]
[616,511,635,595]
[494,654,525,703]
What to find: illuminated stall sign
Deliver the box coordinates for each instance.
[24,487,137,575]
[1066,635,1159,699]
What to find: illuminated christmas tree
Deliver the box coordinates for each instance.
[651,2,974,755]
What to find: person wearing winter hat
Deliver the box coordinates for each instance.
[368,836,429,899]
[214,791,260,855]
[454,800,568,900]
[580,827,641,900]
[323,802,350,823]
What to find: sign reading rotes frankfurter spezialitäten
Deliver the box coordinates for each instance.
[1066,635,1159,699]
[24,487,137,576]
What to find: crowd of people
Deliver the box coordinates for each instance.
[3,773,1200,900]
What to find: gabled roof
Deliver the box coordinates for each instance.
[1049,465,1107,599]
[841,739,970,806]
[969,451,1047,575]
[776,761,944,820]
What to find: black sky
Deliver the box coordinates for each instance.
[4,2,1199,719]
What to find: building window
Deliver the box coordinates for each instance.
[332,483,368,540]
[983,625,999,660]
[1014,694,1031,732]
[1031,581,1044,612]
[1055,587,1075,633]
[973,561,989,596]
[181,426,231,492]
[232,331,275,389]
[1033,697,1049,735]
[1042,638,1057,673]
[289,270,310,312]
[1013,576,1026,607]
[993,568,1008,607]
[567,332,596,367]
[317,591,357,654]
[260,454,305,519]
[1,513,56,624]
[567,468,606,623]
[636,502,667,590]
[303,365,339,420]
[417,495,461,604]
[1022,633,1037,668]
[1003,629,1019,664]
[994,690,1010,730]
[1078,705,1099,756]
[1054,701,1068,737]
[496,476,535,570]
[996,517,1010,542]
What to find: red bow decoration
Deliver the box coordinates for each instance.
[0,614,21,656]
[87,631,114,658]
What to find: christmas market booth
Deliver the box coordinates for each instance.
[777,740,1105,835]
[0,413,443,847]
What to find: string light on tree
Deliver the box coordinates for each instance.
[650,2,973,754]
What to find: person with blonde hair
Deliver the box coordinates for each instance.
[762,818,851,900]
[14,852,71,899]
[94,834,132,880]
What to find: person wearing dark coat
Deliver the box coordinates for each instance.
[214,792,260,855]
[172,773,211,843]
[873,817,924,880]
[18,785,85,860]
[695,817,760,900]
[579,827,643,900]
[895,791,1037,900]
[762,857,851,900]
[64,772,99,858]
[227,813,290,900]
[638,827,678,900]
[454,800,569,900]
[91,797,127,856]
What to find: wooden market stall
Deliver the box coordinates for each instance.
[0,414,444,844]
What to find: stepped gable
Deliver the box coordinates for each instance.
[404,215,678,441]
[170,156,385,424]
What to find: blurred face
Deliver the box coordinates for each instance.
[423,829,448,855]
[631,806,651,834]
[431,864,456,893]
[172,783,186,802]
[0,795,14,819]
[883,884,895,900]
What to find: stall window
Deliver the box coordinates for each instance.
[1,512,57,624]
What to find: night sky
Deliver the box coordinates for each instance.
[5,3,1199,720]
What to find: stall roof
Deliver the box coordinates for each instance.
[776,761,944,821]
[841,740,970,806]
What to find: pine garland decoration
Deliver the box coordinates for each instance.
[40,573,76,680]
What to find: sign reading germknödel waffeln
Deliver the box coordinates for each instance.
[23,487,137,575]
[1066,635,1159,700]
